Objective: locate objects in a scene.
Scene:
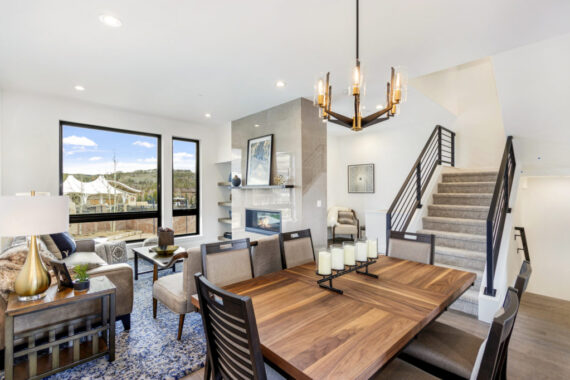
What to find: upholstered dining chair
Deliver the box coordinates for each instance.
[279,229,316,269]
[401,262,530,380]
[252,234,283,276]
[194,273,285,380]
[388,231,435,265]
[152,246,201,340]
[201,238,254,286]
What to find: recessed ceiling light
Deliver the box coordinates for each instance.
[275,80,286,88]
[205,113,212,118]
[376,104,383,109]
[362,105,366,110]
[99,14,122,28]
[254,124,260,128]
[74,85,85,91]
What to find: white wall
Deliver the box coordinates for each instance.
[0,90,230,247]
[493,32,570,176]
[516,176,570,301]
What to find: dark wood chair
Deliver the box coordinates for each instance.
[388,231,435,264]
[279,229,316,269]
[401,283,522,380]
[201,238,255,286]
[194,273,285,380]
[514,260,531,301]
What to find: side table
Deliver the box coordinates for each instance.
[4,276,116,380]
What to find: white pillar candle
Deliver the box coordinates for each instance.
[356,240,368,262]
[343,243,356,266]
[367,239,378,258]
[318,250,332,275]
[331,246,345,270]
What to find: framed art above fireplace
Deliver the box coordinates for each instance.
[246,134,273,186]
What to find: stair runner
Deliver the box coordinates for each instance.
[419,170,497,317]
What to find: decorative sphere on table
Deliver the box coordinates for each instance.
[231,175,242,187]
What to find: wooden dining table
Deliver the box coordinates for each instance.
[192,255,476,380]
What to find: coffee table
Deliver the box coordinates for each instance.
[131,246,186,280]
[4,276,116,380]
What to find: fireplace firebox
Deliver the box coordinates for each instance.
[245,209,282,235]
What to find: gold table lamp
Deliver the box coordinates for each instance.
[0,192,69,301]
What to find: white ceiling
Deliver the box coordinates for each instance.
[1,0,569,125]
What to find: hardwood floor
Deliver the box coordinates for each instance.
[183,292,570,379]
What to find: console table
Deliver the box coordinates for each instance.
[4,276,116,380]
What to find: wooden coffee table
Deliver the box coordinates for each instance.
[4,276,116,380]
[131,246,186,280]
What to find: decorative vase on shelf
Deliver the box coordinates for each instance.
[232,175,242,187]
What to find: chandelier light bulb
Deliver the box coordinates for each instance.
[317,79,325,106]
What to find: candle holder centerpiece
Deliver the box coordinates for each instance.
[316,239,379,294]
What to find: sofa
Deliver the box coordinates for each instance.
[0,239,134,357]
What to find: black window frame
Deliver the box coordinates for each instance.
[59,120,162,242]
[172,136,200,237]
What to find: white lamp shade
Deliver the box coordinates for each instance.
[0,196,69,236]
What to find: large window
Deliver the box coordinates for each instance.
[172,137,199,236]
[60,121,161,242]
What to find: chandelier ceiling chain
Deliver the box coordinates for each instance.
[315,0,407,131]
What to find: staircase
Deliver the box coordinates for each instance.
[419,170,497,316]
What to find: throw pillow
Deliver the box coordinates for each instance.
[40,235,62,259]
[49,232,77,258]
[338,211,355,225]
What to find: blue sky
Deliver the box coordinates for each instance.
[62,125,196,174]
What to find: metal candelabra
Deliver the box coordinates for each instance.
[316,257,378,294]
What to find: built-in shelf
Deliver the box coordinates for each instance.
[218,218,232,225]
[238,185,295,190]
[217,181,231,187]
[217,236,231,242]
[218,201,232,207]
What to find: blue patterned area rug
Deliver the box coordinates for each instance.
[1,260,206,380]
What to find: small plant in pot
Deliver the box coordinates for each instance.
[73,264,90,292]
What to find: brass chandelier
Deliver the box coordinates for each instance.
[315,0,407,131]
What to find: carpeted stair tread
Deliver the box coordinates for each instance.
[423,216,486,234]
[434,193,493,198]
[433,193,493,206]
[434,246,486,262]
[419,229,486,241]
[423,216,486,226]
[438,181,495,194]
[442,171,498,183]
[428,204,490,220]
[449,288,480,316]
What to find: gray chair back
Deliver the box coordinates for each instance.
[476,287,520,380]
[201,238,254,287]
[514,260,531,301]
[388,231,435,264]
[194,273,267,380]
[252,234,283,276]
[279,229,315,269]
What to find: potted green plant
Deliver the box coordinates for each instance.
[72,264,90,291]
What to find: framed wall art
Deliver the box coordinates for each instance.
[246,134,273,186]
[348,163,375,193]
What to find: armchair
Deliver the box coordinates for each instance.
[332,209,360,242]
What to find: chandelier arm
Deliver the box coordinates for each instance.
[361,116,390,128]
[356,0,359,60]
[326,109,354,125]
[361,106,391,124]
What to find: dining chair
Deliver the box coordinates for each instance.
[152,246,202,340]
[388,231,435,264]
[372,358,439,379]
[401,284,523,379]
[279,229,316,269]
[201,238,254,287]
[252,234,283,276]
[194,273,285,380]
